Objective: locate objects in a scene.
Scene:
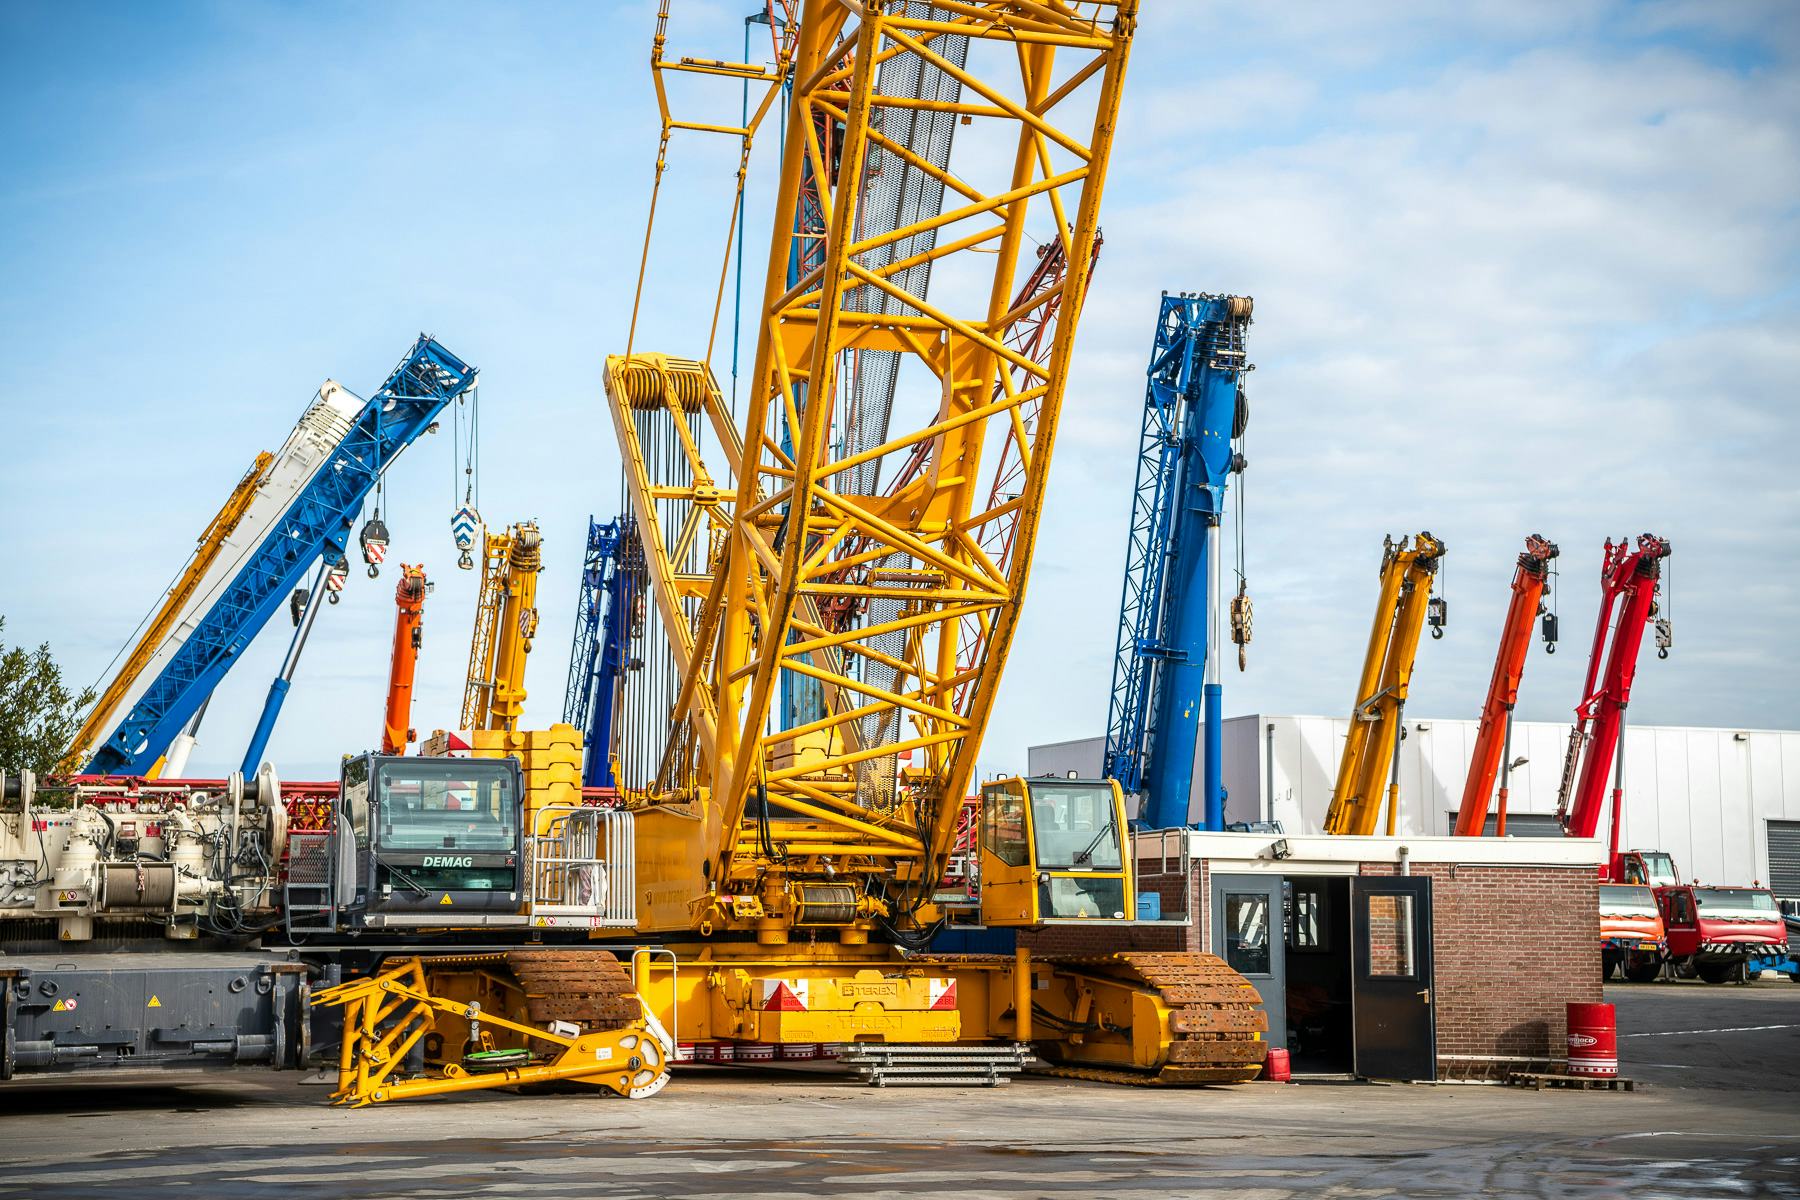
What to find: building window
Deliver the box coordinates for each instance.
[1367,892,1417,977]
[1224,892,1271,975]
[1288,880,1329,951]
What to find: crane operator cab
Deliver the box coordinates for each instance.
[978,777,1136,925]
[335,754,525,927]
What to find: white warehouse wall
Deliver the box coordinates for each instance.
[1027,717,1800,891]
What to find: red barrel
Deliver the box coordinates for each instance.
[1566,1002,1618,1077]
[1264,1046,1292,1082]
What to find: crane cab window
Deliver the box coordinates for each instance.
[342,756,372,851]
[1626,851,1679,887]
[376,760,516,853]
[1027,781,1129,921]
[1599,885,1658,917]
[1027,783,1123,871]
[982,784,1029,867]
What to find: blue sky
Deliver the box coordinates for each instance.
[2,1,1796,780]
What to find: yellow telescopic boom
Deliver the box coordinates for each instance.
[461,522,542,732]
[62,451,275,773]
[1323,532,1446,836]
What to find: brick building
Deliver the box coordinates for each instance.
[1023,830,1604,1079]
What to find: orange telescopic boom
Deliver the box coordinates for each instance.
[1453,535,1558,836]
[382,564,429,755]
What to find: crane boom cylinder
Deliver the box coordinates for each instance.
[239,561,329,776]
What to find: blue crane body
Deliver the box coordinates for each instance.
[563,515,635,788]
[87,335,478,776]
[1104,294,1253,830]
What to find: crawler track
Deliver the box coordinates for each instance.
[410,949,642,1035]
[1035,951,1268,1084]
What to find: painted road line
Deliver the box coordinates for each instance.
[1621,1024,1800,1038]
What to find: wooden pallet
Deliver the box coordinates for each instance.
[1506,1071,1637,1092]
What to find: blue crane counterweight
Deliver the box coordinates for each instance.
[1104,294,1253,831]
[86,335,478,776]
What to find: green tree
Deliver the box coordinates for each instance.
[0,617,95,777]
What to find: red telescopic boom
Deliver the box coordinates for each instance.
[381,565,429,755]
[1555,535,1672,873]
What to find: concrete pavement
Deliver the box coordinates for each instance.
[0,979,1794,1199]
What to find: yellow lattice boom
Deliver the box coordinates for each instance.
[607,0,1137,919]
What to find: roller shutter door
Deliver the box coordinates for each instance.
[1768,821,1800,901]
[1447,812,1563,837]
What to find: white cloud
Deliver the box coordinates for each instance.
[988,1,1800,765]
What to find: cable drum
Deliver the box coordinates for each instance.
[99,863,178,910]
[793,883,859,926]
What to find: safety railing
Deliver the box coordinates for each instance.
[1131,828,1195,924]
[527,804,635,926]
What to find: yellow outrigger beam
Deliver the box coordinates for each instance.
[312,957,670,1107]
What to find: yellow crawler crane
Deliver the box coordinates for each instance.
[461,521,543,733]
[322,0,1267,1102]
[594,0,1262,1083]
[607,0,1141,929]
[1323,532,1447,836]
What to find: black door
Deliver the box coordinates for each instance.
[1350,875,1435,1080]
[1211,873,1284,1049]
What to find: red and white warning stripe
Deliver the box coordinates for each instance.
[759,979,810,1012]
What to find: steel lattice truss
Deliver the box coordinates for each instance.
[607,0,1137,901]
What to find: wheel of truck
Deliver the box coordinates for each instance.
[1624,959,1663,984]
[1696,962,1737,985]
[1601,950,1621,981]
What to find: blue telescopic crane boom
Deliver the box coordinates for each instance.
[1104,294,1253,830]
[563,515,637,788]
[564,518,613,757]
[86,335,478,776]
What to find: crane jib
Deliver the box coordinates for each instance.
[86,336,476,776]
